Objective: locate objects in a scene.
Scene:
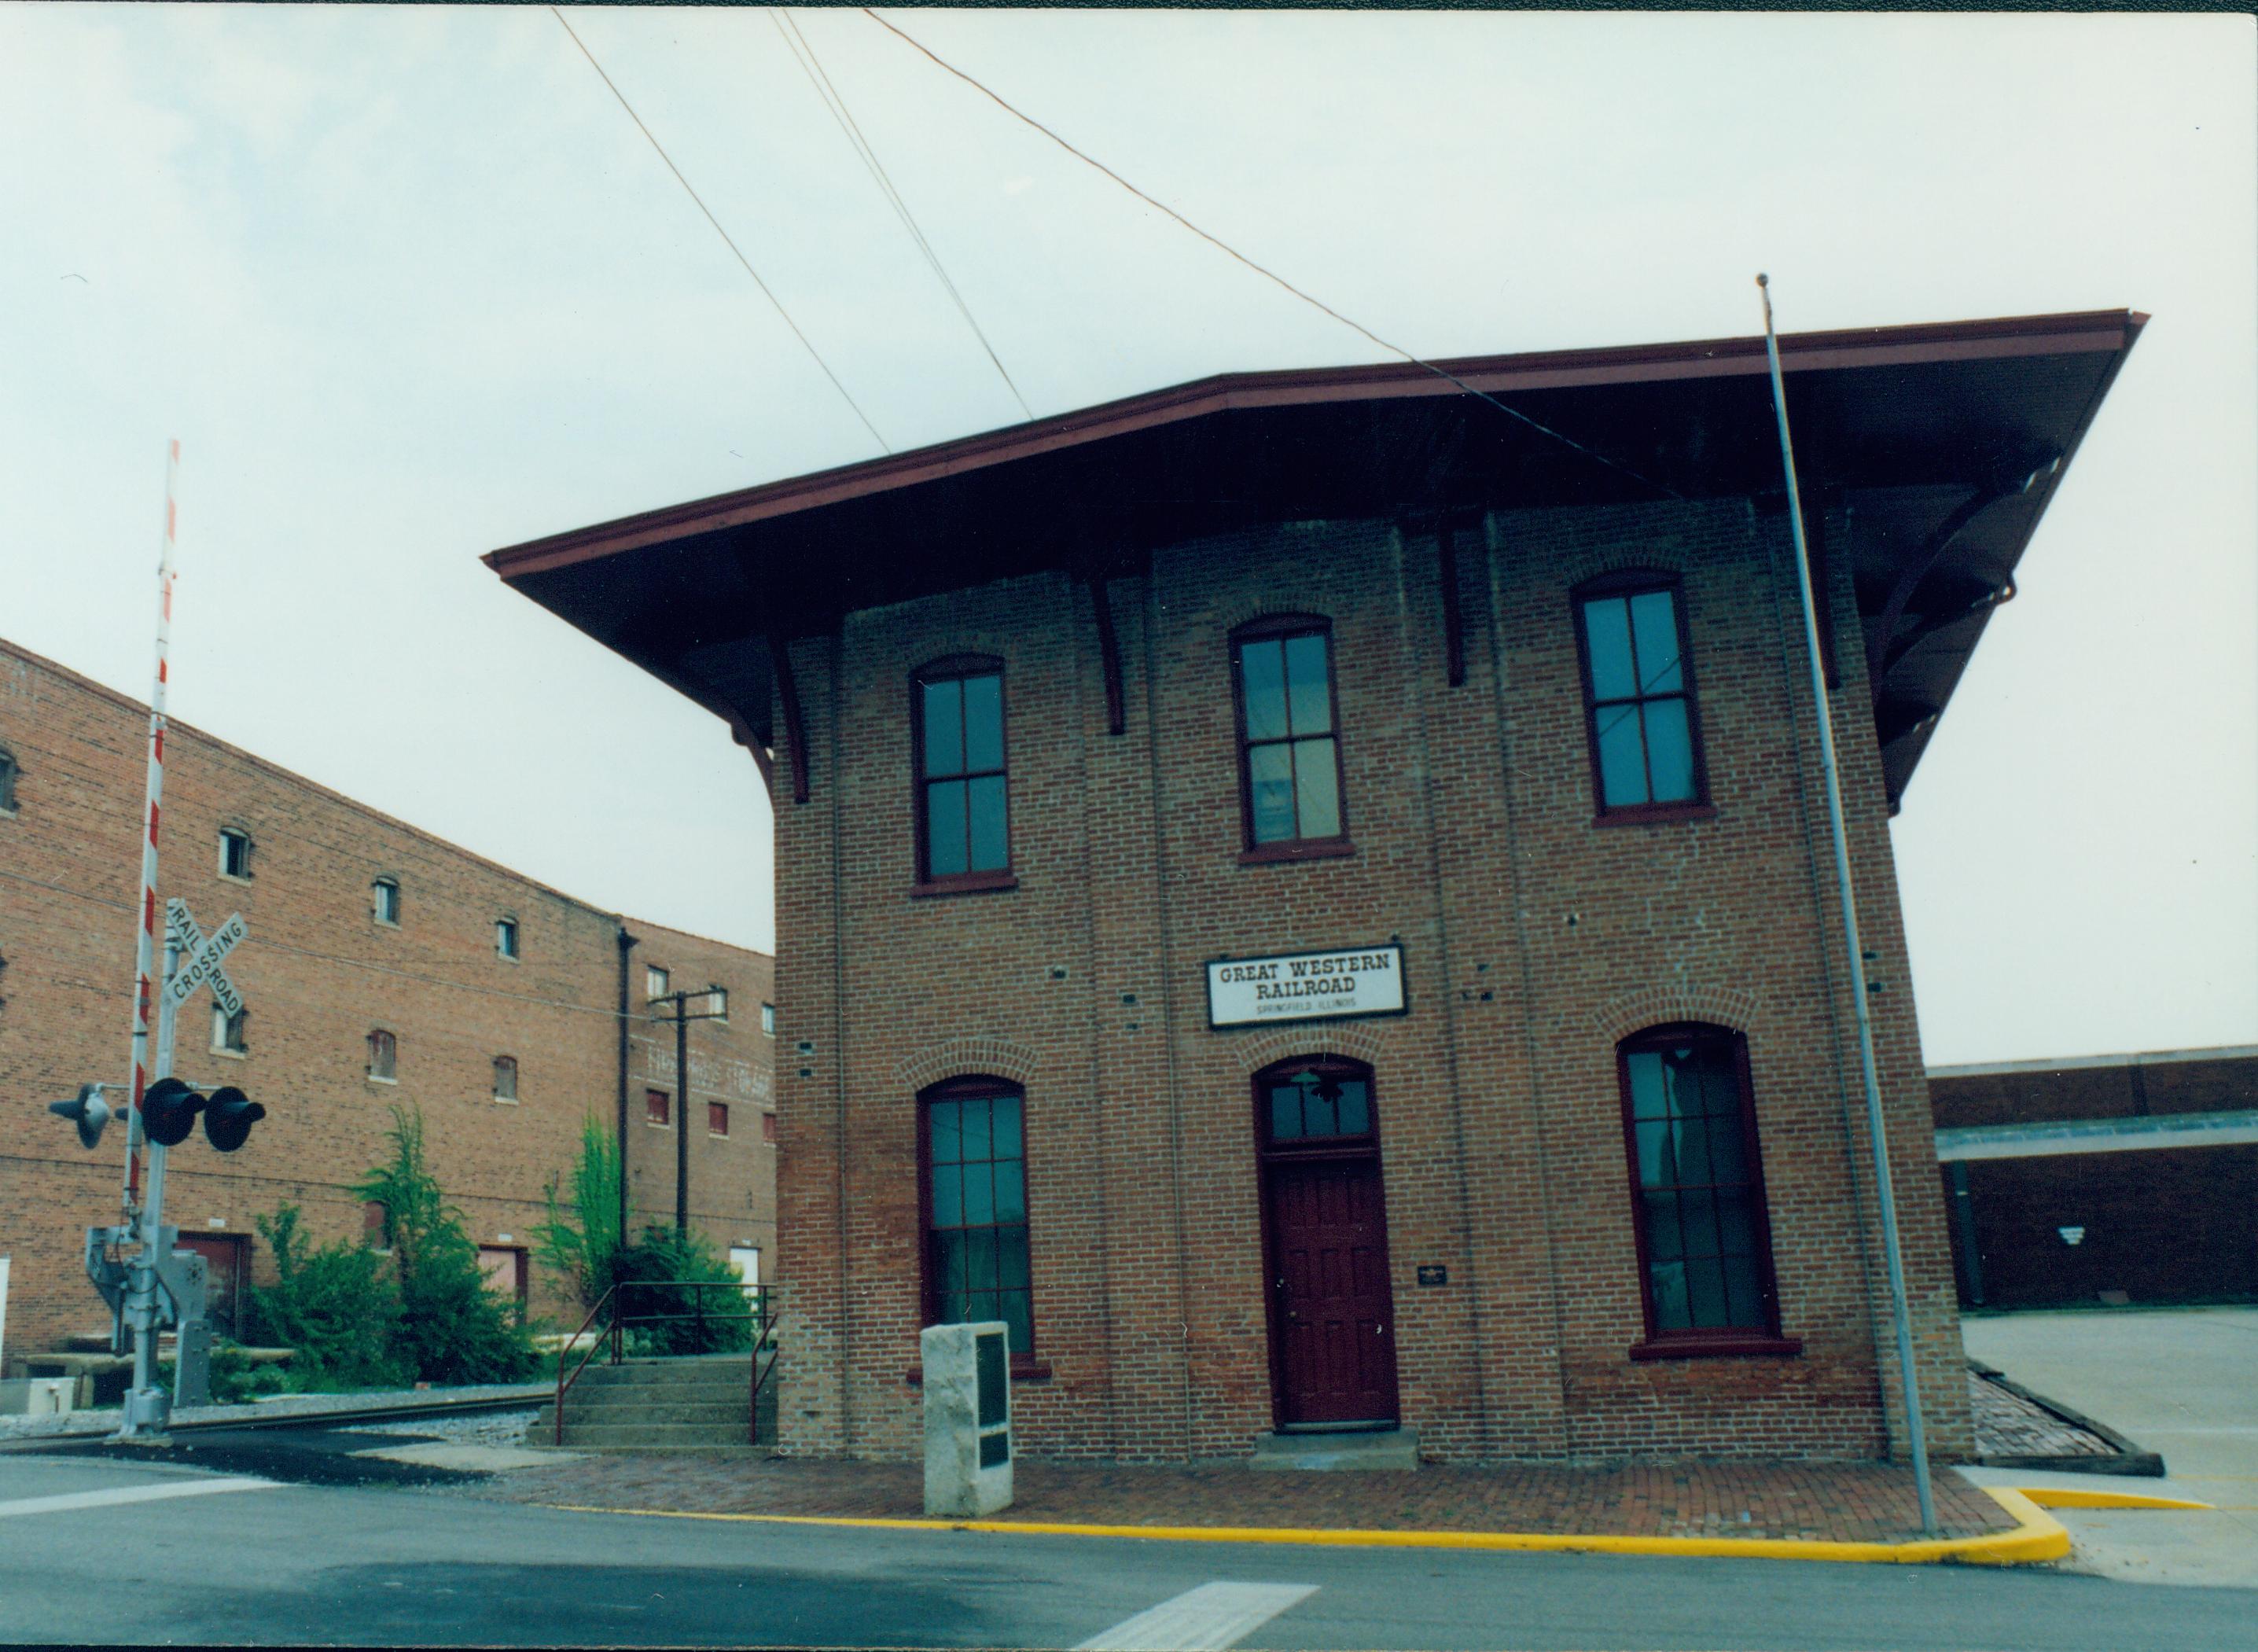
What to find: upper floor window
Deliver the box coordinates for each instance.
[1574,573,1708,819]
[492,1054,518,1102]
[211,1003,248,1054]
[372,878,401,926]
[759,1001,776,1037]
[495,918,519,958]
[646,964,669,1002]
[367,1028,397,1082]
[1616,1024,1788,1352]
[922,1077,1032,1354]
[1230,616,1347,855]
[708,1102,730,1137]
[913,657,1009,886]
[0,745,18,813]
[645,1087,671,1127]
[219,828,254,880]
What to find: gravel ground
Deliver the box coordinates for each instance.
[355,1408,539,1446]
[0,1382,549,1443]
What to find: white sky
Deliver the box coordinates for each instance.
[3,6,2252,1065]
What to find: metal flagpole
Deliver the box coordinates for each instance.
[1756,276,1936,1536]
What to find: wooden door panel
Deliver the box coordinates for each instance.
[1266,1157,1399,1425]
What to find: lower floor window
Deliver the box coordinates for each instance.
[922,1080,1032,1354]
[1617,1024,1782,1340]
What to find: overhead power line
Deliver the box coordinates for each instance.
[770,8,1034,422]
[550,7,890,453]
[859,9,1680,500]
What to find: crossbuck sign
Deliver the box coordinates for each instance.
[164,900,245,1017]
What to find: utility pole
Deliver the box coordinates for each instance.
[649,984,728,1239]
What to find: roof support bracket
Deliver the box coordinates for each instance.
[768,630,811,806]
[1084,571,1126,737]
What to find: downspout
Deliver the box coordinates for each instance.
[616,922,638,1262]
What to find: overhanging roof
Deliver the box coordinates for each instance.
[486,308,2144,808]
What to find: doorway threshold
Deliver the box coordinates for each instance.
[1252,1426,1420,1472]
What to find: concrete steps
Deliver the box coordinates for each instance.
[539,1356,778,1450]
[1251,1426,1420,1471]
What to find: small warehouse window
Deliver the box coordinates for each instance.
[0,745,18,813]
[760,1001,776,1037]
[645,1087,671,1127]
[708,1102,730,1137]
[372,878,401,925]
[1574,572,1708,819]
[211,1003,248,1054]
[1616,1024,1789,1352]
[492,1054,518,1102]
[367,1028,397,1082]
[646,964,669,1001]
[495,918,519,958]
[761,1111,777,1144]
[912,657,1011,886]
[1230,616,1348,855]
[921,1077,1033,1355]
[219,827,253,880]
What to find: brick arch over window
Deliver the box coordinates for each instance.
[1230,1020,1391,1077]
[894,1036,1040,1094]
[1587,984,1763,1047]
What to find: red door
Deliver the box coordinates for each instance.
[1266,1155,1399,1426]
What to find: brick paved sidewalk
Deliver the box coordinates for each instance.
[461,1452,2012,1545]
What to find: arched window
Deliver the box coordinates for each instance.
[0,745,19,813]
[1230,616,1348,858]
[1616,1024,1791,1353]
[1573,571,1709,819]
[920,1076,1032,1353]
[492,1054,518,1102]
[372,878,401,925]
[367,1028,397,1082]
[911,656,1011,888]
[1256,1056,1376,1147]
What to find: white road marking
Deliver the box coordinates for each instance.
[0,1476,279,1520]
[1076,1580,1319,1651]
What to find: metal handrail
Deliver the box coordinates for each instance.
[553,1280,772,1447]
[747,1308,782,1446]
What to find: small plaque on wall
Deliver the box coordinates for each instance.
[1417,1264,1448,1287]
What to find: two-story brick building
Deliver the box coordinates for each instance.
[0,639,774,1365]
[487,310,2142,1465]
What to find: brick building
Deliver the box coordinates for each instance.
[487,311,2142,1465]
[1932,1045,2258,1311]
[0,638,774,1365]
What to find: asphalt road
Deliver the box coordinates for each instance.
[4,1451,2256,1650]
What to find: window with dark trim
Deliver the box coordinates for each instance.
[645,1087,671,1127]
[1573,573,1708,819]
[495,918,519,958]
[1230,615,1348,858]
[912,657,1011,888]
[211,1003,248,1054]
[1616,1024,1794,1356]
[921,1077,1032,1354]
[708,1101,730,1137]
[219,827,253,880]
[366,1028,397,1082]
[761,1111,777,1144]
[0,746,18,813]
[493,1054,518,1101]
[372,878,401,925]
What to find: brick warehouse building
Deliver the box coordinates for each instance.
[0,638,774,1364]
[487,310,2142,1466]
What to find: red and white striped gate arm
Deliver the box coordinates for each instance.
[121,439,180,1213]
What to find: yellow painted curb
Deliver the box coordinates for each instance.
[535,1485,2067,1567]
[2009,1485,2215,1511]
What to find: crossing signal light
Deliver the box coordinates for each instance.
[48,1084,112,1150]
[139,1076,204,1147]
[203,1086,264,1153]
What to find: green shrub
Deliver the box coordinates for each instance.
[354,1107,537,1385]
[157,1343,290,1405]
[610,1226,756,1356]
[244,1204,409,1391]
[532,1117,623,1312]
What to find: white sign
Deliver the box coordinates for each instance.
[1206,942,1407,1028]
[163,904,245,1017]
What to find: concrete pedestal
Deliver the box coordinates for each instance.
[921,1322,1013,1518]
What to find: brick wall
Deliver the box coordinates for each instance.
[771,499,1972,1466]
[0,639,770,1364]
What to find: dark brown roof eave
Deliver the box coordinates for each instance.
[484,308,2146,583]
